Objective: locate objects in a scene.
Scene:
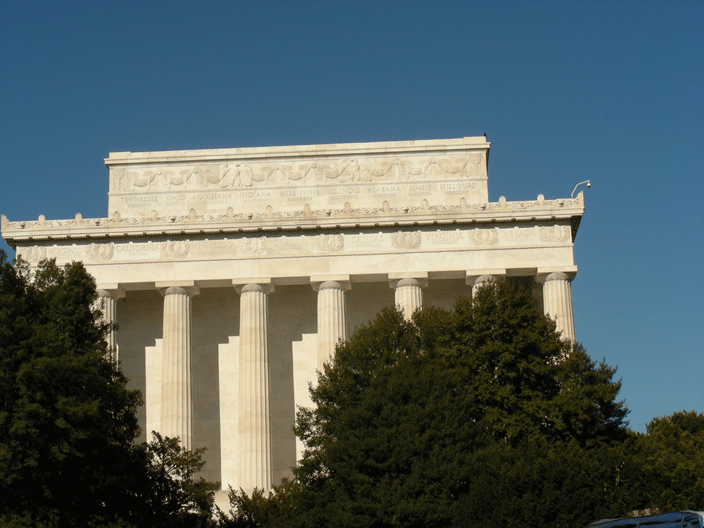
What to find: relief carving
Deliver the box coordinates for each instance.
[467,228,498,246]
[110,153,490,194]
[539,225,571,243]
[239,237,267,255]
[18,245,47,263]
[391,231,421,250]
[160,240,191,259]
[86,243,115,261]
[315,234,344,252]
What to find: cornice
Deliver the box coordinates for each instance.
[1,194,584,247]
[105,137,490,166]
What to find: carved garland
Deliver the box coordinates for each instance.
[110,155,487,192]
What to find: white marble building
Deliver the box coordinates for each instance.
[1,136,583,495]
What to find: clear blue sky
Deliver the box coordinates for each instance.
[1,1,702,433]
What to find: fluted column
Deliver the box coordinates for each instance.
[390,278,427,320]
[313,280,349,370]
[540,272,575,341]
[96,286,124,363]
[236,283,273,491]
[160,285,199,450]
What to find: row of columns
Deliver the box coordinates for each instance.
[98,271,574,491]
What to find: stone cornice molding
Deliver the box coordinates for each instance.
[104,137,490,167]
[1,193,584,247]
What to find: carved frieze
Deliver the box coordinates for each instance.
[110,154,487,194]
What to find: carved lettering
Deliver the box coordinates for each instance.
[428,230,463,245]
[350,233,385,247]
[274,236,305,250]
[501,227,537,244]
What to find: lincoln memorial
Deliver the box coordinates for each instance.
[1,136,584,496]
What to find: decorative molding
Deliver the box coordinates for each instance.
[1,196,583,241]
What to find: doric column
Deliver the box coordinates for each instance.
[389,277,427,320]
[96,285,125,363]
[235,282,274,492]
[540,272,575,341]
[159,284,199,451]
[312,280,350,371]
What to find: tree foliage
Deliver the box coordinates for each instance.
[227,280,679,527]
[141,431,221,527]
[0,251,220,527]
[0,251,144,525]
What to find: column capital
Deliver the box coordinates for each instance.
[389,277,428,289]
[96,284,125,300]
[156,281,200,297]
[536,269,577,284]
[234,281,275,295]
[311,275,351,292]
[465,269,506,286]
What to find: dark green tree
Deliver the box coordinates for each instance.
[226,280,634,527]
[631,410,704,511]
[140,431,220,527]
[0,251,221,527]
[0,251,144,526]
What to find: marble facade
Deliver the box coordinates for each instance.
[1,136,584,495]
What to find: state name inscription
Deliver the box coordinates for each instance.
[111,180,482,215]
